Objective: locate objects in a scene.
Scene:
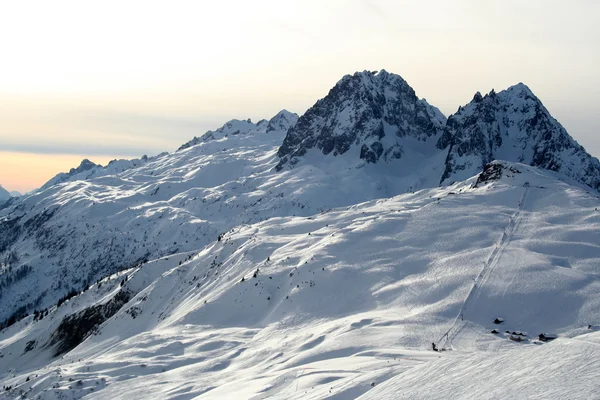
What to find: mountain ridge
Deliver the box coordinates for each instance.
[438,83,600,189]
[276,69,446,170]
[177,109,298,151]
[37,72,600,197]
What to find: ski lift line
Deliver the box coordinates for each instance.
[437,186,530,348]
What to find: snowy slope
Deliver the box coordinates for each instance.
[177,110,298,151]
[439,84,600,189]
[361,331,600,400]
[1,162,599,399]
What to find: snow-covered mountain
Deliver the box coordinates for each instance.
[277,70,446,170]
[178,109,298,151]
[0,185,11,201]
[1,70,600,399]
[438,84,600,188]
[0,102,448,328]
[0,123,293,326]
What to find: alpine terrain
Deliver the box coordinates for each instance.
[1,70,599,399]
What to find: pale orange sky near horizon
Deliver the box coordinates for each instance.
[0,152,134,194]
[1,0,599,193]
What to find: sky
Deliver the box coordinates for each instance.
[1,0,599,193]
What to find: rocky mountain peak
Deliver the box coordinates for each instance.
[276,70,446,170]
[38,159,99,190]
[438,83,600,190]
[71,159,98,174]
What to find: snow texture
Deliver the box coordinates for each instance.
[1,70,600,399]
[178,110,298,151]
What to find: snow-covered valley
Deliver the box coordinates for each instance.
[1,70,600,399]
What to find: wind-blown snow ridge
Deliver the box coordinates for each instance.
[178,109,298,151]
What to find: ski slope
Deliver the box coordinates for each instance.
[361,331,600,400]
[2,162,599,399]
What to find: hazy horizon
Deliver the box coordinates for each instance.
[1,0,599,193]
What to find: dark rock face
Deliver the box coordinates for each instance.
[473,161,521,188]
[438,83,600,190]
[69,159,97,176]
[47,289,130,356]
[360,142,385,164]
[276,70,446,170]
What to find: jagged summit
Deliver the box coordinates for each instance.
[438,83,600,190]
[276,70,446,170]
[178,109,298,151]
[40,159,99,189]
[73,158,98,173]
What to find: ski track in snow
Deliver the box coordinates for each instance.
[439,186,530,351]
